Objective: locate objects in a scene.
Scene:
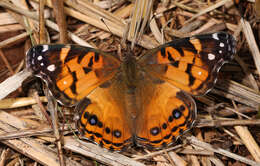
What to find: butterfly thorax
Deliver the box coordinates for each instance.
[121,53,139,89]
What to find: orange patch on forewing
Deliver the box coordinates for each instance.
[66,58,80,71]
[92,55,103,69]
[182,50,195,63]
[157,47,182,64]
[157,50,169,64]
[59,65,69,77]
[177,61,188,71]
[189,38,202,52]
[194,57,204,67]
[191,66,208,80]
[165,47,182,61]
[190,79,203,90]
[75,68,86,80]
[75,72,99,93]
[165,66,189,85]
[59,47,70,63]
[80,52,94,67]
[80,52,104,69]
[56,74,73,91]
[64,88,76,99]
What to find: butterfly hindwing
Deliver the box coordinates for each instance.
[75,77,133,151]
[134,75,196,148]
[26,44,120,106]
[139,32,236,96]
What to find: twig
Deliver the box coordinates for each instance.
[0,70,31,100]
[64,137,145,166]
[185,0,232,24]
[0,32,29,48]
[39,0,46,43]
[187,136,260,166]
[51,0,68,43]
[0,96,47,109]
[197,119,260,128]
[0,49,14,75]
[45,89,65,166]
[133,145,182,160]
[235,126,260,161]
[241,18,260,76]
[0,148,9,166]
[0,111,81,165]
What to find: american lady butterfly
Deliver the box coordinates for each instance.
[26,32,236,151]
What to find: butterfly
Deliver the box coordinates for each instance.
[26,32,236,151]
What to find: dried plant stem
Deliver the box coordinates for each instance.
[0,70,31,100]
[0,148,9,166]
[0,49,14,75]
[45,90,65,166]
[197,119,260,128]
[0,32,29,48]
[0,111,80,165]
[39,0,46,43]
[241,18,260,76]
[51,0,68,43]
[133,145,182,160]
[185,0,232,24]
[0,96,47,109]
[188,136,260,166]
[64,137,145,166]
[0,0,92,47]
[235,126,260,162]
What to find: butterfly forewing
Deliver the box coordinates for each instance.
[26,44,121,106]
[139,32,236,96]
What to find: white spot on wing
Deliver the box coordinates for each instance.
[37,56,43,61]
[47,64,56,72]
[42,45,49,52]
[63,81,67,85]
[212,33,219,40]
[198,71,202,75]
[208,53,215,60]
[220,42,225,47]
[219,50,222,54]
[40,63,44,66]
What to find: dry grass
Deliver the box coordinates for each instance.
[0,0,259,166]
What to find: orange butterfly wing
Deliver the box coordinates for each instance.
[27,45,134,151]
[139,32,236,96]
[75,77,133,151]
[134,75,196,148]
[135,32,236,148]
[26,44,120,106]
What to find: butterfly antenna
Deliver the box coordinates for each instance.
[101,18,113,36]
